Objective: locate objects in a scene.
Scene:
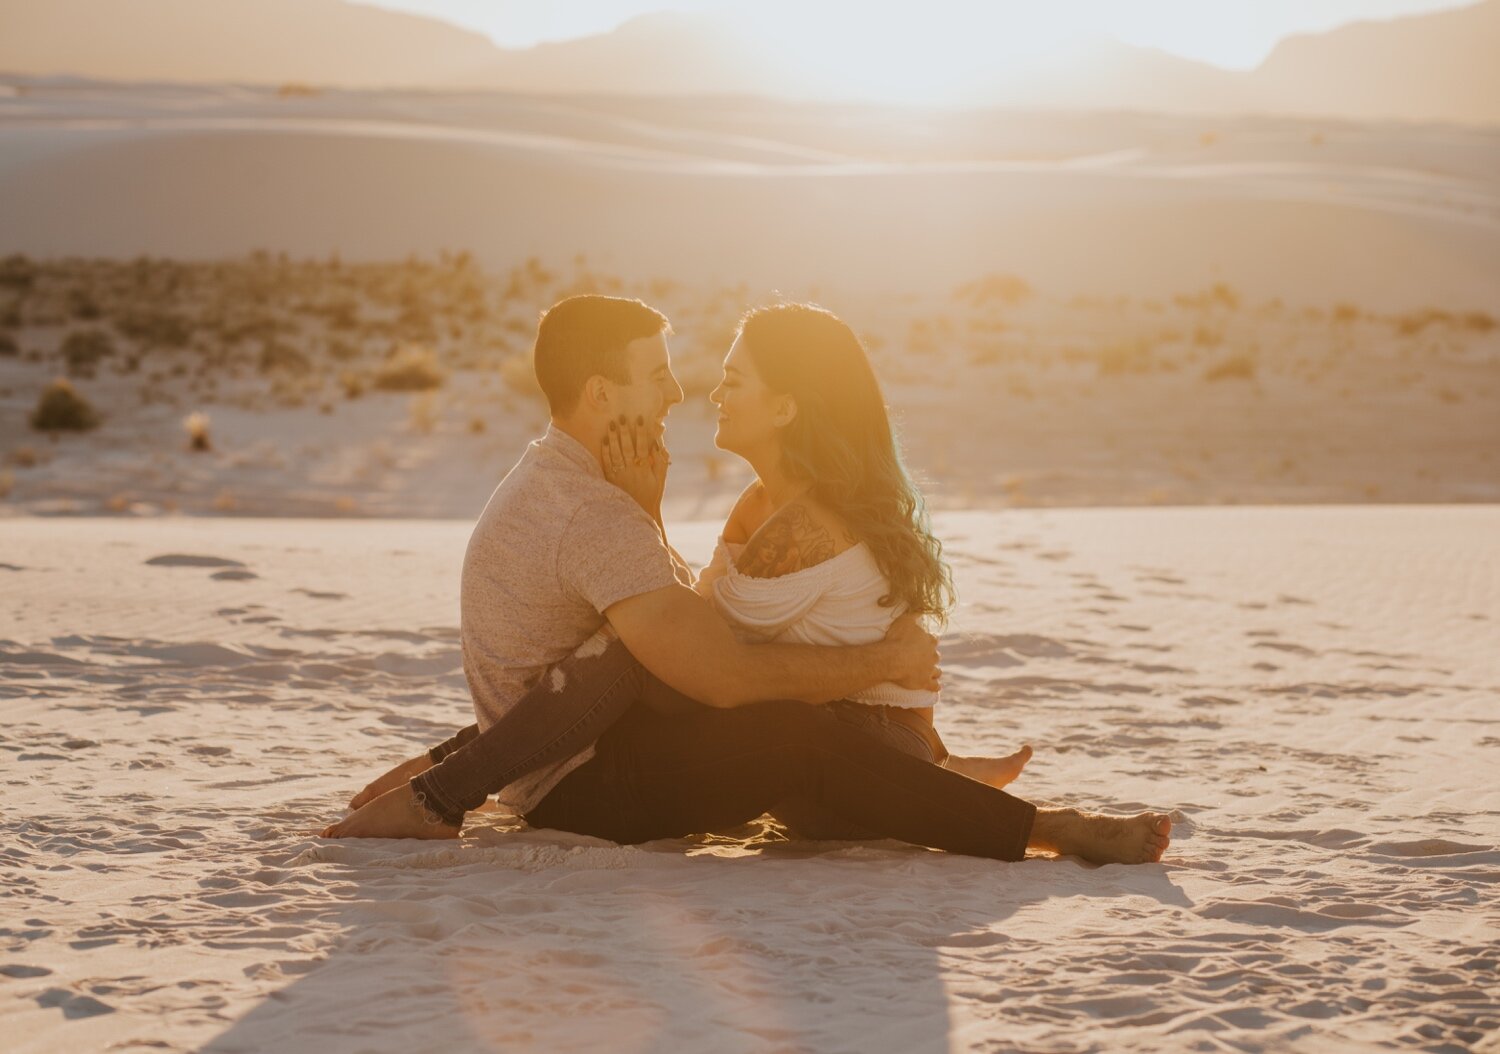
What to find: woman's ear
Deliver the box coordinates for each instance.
[773,394,799,428]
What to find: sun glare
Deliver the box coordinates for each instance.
[732,4,1103,105]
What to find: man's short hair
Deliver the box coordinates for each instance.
[533,295,670,415]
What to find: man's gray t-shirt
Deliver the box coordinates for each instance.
[461,425,690,812]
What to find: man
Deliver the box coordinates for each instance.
[323,296,1170,865]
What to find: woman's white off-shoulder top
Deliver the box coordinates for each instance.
[695,537,937,708]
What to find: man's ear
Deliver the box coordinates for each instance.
[773,394,798,428]
[582,375,611,411]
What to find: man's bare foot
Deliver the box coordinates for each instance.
[322,784,460,840]
[946,745,1033,789]
[1029,808,1172,865]
[349,754,433,811]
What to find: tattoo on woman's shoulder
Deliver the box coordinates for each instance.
[738,503,836,578]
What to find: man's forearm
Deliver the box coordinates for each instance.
[716,638,893,707]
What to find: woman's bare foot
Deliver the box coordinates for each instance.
[350,754,434,811]
[946,745,1033,789]
[322,784,460,840]
[1029,808,1172,865]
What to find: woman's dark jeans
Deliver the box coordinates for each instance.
[415,632,1037,860]
[526,699,1036,861]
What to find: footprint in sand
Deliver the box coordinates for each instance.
[1368,838,1495,859]
[35,987,115,1019]
[0,964,52,978]
[144,554,246,569]
[1254,640,1316,657]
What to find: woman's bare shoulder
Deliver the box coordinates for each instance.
[737,497,857,580]
[723,480,772,545]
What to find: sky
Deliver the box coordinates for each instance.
[348,0,1473,70]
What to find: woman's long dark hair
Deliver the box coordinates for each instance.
[738,303,954,621]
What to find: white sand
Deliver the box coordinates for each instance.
[3,508,1497,1052]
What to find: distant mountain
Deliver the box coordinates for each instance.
[1,0,1496,124]
[1249,0,1500,124]
[0,0,499,87]
[455,13,811,98]
[960,36,1253,115]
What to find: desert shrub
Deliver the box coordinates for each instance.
[503,316,536,339]
[0,254,34,292]
[318,298,360,330]
[30,378,100,431]
[1175,283,1240,312]
[1463,311,1496,333]
[258,341,311,374]
[1204,353,1256,382]
[395,303,436,343]
[498,352,541,399]
[222,313,284,345]
[327,337,360,361]
[117,310,191,348]
[672,348,725,398]
[183,411,212,451]
[1192,325,1223,348]
[0,331,17,357]
[373,346,446,392]
[1332,303,1361,324]
[1097,340,1154,376]
[1393,308,1459,336]
[277,83,320,99]
[61,328,115,374]
[67,288,103,320]
[954,273,1032,306]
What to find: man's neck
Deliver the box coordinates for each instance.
[551,417,606,472]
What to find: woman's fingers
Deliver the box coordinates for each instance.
[616,416,634,462]
[608,422,627,471]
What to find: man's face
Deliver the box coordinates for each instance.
[611,333,684,441]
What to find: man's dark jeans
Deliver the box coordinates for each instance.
[410,629,682,826]
[413,632,1036,860]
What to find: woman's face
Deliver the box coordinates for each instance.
[709,335,788,458]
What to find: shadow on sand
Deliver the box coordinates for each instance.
[203,818,1192,1052]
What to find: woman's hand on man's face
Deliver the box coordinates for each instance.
[603,415,670,520]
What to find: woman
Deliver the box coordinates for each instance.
[603,302,1031,839]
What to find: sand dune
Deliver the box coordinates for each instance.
[2,84,1499,307]
[2,510,1497,1051]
